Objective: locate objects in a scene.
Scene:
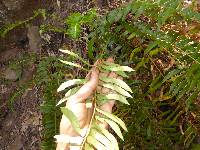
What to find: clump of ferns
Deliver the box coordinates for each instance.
[54,49,134,149]
[35,57,66,150]
[160,64,200,146]
[40,0,200,148]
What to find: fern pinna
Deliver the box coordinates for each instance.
[54,49,134,149]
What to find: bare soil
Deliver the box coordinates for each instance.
[0,0,130,149]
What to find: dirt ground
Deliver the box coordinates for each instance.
[0,86,42,150]
[0,0,130,149]
[0,45,41,149]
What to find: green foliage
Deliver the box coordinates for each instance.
[35,56,66,150]
[18,0,199,149]
[0,9,45,37]
[60,0,200,149]
[65,9,97,39]
[38,9,97,39]
[1,53,37,111]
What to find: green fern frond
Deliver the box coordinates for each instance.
[65,9,97,39]
[55,58,133,149]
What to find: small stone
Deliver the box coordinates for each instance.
[7,135,22,150]
[2,0,25,11]
[3,68,18,81]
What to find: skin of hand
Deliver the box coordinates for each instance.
[56,58,122,150]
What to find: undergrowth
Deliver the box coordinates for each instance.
[34,56,66,149]
[1,0,200,149]
[1,53,37,111]
[55,0,200,149]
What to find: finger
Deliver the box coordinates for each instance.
[68,68,99,104]
[108,71,118,79]
[117,75,123,80]
[97,85,102,93]
[85,59,100,79]
[106,57,114,63]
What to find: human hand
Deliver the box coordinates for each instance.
[55,58,122,150]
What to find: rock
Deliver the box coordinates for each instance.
[0,1,10,24]
[195,135,200,144]
[27,26,41,53]
[2,0,25,11]
[3,68,19,81]
[0,0,44,52]
[7,135,23,150]
[0,48,22,62]
[19,64,36,85]
[94,0,107,8]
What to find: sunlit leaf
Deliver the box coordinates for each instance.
[61,107,81,134]
[96,116,124,140]
[96,108,127,131]
[54,134,83,145]
[84,143,94,150]
[90,128,113,148]
[100,68,128,78]
[99,76,132,93]
[87,135,107,150]
[56,87,80,106]
[56,97,68,106]
[97,94,129,105]
[82,9,97,23]
[57,79,86,92]
[59,49,90,65]
[59,59,88,71]
[101,83,132,98]
[101,64,134,72]
[93,122,119,150]
[65,12,83,39]
[65,87,80,97]
[102,62,129,77]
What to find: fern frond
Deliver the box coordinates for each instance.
[59,60,89,71]
[59,49,90,66]
[55,59,133,149]
[65,9,97,39]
